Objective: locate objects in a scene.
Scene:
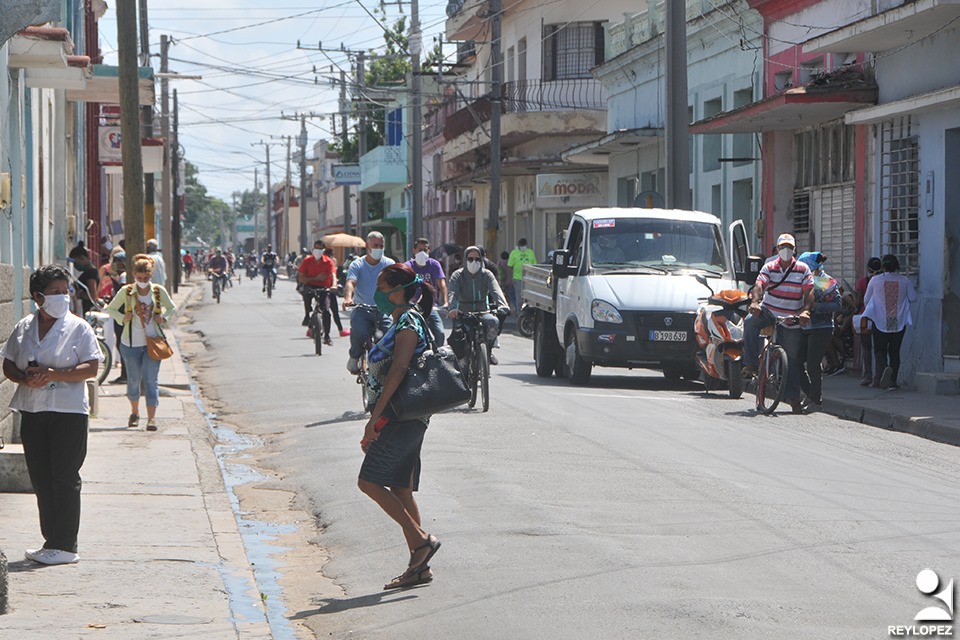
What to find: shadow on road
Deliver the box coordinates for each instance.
[291,590,421,618]
[304,411,368,428]
[496,370,699,393]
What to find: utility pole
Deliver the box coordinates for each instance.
[340,69,351,236]
[253,166,260,256]
[298,117,308,249]
[160,35,173,285]
[410,0,423,248]
[284,135,292,251]
[487,0,502,253]
[172,89,181,292]
[138,0,155,243]
[252,141,278,248]
[357,51,367,230]
[665,0,691,209]
[116,0,145,258]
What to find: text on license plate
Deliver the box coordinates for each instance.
[648,330,688,341]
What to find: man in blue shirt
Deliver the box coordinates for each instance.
[342,231,395,373]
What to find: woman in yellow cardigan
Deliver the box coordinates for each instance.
[105,254,176,431]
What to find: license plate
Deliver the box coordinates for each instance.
[648,330,688,342]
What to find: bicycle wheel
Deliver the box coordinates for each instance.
[358,357,369,412]
[213,278,221,304]
[467,342,479,409]
[96,338,112,385]
[756,344,788,414]
[311,312,323,356]
[267,274,273,299]
[478,342,490,412]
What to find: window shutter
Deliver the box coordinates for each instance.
[594,22,605,66]
[543,25,556,80]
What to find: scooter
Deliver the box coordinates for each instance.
[693,273,750,398]
[517,302,535,338]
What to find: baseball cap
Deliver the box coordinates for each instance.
[776,233,796,247]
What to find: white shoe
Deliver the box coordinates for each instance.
[494,337,501,348]
[347,357,360,375]
[29,548,79,565]
[24,547,44,561]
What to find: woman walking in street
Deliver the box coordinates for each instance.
[105,254,176,431]
[357,263,442,590]
[797,252,843,409]
[1,264,102,565]
[863,254,918,389]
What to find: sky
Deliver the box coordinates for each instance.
[97,0,452,201]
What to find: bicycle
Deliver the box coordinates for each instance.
[754,314,800,415]
[72,278,113,385]
[209,270,227,304]
[262,267,276,299]
[455,312,492,412]
[305,287,335,356]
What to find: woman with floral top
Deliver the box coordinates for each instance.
[357,263,442,590]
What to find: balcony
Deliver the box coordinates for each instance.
[360,145,407,192]
[446,0,487,41]
[503,78,606,113]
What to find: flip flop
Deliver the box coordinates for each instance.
[383,566,433,590]
[408,534,441,574]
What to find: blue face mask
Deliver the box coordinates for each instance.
[374,286,402,315]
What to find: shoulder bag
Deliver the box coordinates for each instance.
[137,285,174,360]
[387,310,470,421]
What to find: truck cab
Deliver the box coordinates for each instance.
[526,208,755,384]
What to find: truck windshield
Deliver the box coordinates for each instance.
[588,219,726,272]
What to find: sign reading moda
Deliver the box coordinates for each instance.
[889,569,954,637]
[333,164,361,185]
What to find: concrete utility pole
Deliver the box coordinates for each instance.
[172,89,181,292]
[487,0,502,253]
[160,35,173,285]
[284,135,292,251]
[298,117,308,250]
[340,69,351,236]
[253,166,260,256]
[410,0,423,246]
[665,0,691,210]
[138,0,155,243]
[252,141,277,248]
[357,51,367,230]
[116,0,145,257]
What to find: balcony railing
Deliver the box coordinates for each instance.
[441,78,606,141]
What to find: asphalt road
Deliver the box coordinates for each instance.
[187,276,960,640]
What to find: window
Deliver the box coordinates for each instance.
[732,88,755,166]
[794,122,854,189]
[617,177,638,206]
[543,22,604,80]
[880,117,920,276]
[702,98,723,172]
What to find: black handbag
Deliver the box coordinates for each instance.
[388,311,471,421]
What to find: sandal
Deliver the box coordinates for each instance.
[383,566,433,590]
[408,534,441,574]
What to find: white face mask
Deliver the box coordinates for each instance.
[136,278,151,290]
[466,260,482,274]
[369,248,384,261]
[415,251,429,267]
[312,249,323,260]
[778,248,795,262]
[39,293,71,319]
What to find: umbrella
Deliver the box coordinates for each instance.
[321,233,367,249]
[429,243,462,259]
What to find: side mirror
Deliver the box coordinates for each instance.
[552,249,572,278]
[736,255,764,286]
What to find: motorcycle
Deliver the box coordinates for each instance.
[517,302,535,338]
[693,273,750,398]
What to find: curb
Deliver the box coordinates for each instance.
[820,397,960,447]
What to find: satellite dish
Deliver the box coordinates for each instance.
[634,191,665,208]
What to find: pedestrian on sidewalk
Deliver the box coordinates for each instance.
[1,264,102,565]
[797,252,842,408]
[357,264,442,591]
[863,254,918,389]
[855,257,882,385]
[105,254,177,431]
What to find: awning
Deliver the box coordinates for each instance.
[8,26,72,69]
[562,127,662,165]
[66,64,155,106]
[690,81,877,134]
[25,55,90,90]
[846,83,960,125]
[1,1,61,46]
[425,209,475,220]
[805,0,960,54]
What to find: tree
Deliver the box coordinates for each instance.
[182,161,232,248]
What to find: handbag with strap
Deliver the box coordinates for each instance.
[131,285,174,360]
[387,310,470,421]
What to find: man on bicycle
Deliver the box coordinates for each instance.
[342,231,394,374]
[208,248,229,290]
[298,240,337,344]
[742,233,814,413]
[447,246,508,365]
[405,237,448,346]
[260,244,279,292]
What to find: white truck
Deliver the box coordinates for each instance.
[522,207,757,384]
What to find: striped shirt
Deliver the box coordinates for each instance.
[757,257,813,325]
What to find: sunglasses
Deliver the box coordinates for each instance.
[465,257,482,263]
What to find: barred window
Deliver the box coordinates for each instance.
[880,117,920,277]
[794,121,854,189]
[543,22,604,81]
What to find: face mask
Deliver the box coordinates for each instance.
[466,260,482,274]
[312,249,323,260]
[374,286,401,315]
[778,248,794,262]
[370,248,384,261]
[415,251,429,267]
[136,279,151,290]
[519,245,527,251]
[39,293,71,319]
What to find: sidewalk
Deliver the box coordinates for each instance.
[819,371,960,446]
[0,281,272,639]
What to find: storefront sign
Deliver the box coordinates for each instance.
[333,164,361,185]
[99,126,123,163]
[536,173,604,207]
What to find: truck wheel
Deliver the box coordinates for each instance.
[662,363,684,381]
[533,319,555,378]
[565,333,592,385]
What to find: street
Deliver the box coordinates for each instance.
[185,276,960,640]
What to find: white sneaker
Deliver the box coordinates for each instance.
[24,547,44,561]
[29,548,79,565]
[346,357,360,375]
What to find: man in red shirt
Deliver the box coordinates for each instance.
[298,240,337,344]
